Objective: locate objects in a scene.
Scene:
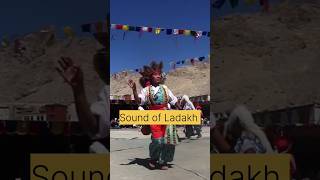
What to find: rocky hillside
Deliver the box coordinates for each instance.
[0,29,105,105]
[211,1,320,113]
[111,61,210,97]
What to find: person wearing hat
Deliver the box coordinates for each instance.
[128,61,181,170]
[56,48,109,153]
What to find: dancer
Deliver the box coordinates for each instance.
[128,61,181,170]
[56,48,109,153]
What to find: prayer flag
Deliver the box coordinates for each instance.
[116,24,123,30]
[136,26,142,32]
[122,25,129,31]
[178,30,184,34]
[184,30,191,36]
[111,24,117,29]
[155,28,161,34]
[142,27,149,32]
[167,29,173,35]
[129,26,135,31]
[196,31,202,38]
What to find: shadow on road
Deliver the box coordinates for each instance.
[120,158,174,170]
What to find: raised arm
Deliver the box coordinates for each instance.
[128,79,141,104]
[56,57,98,137]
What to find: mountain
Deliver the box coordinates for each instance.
[0,28,105,105]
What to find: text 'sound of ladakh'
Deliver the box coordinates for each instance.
[119,110,201,125]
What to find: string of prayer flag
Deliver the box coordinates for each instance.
[109,24,210,38]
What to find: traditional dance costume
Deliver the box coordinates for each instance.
[140,85,179,165]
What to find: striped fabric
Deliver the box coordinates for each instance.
[165,125,179,145]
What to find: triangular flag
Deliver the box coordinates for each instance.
[142,27,149,32]
[116,24,123,30]
[155,28,161,34]
[173,29,179,35]
[129,26,135,31]
[196,31,202,38]
[184,30,191,36]
[178,30,184,35]
[136,26,142,32]
[166,29,173,35]
[122,25,129,31]
[111,24,116,29]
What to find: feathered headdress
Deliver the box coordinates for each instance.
[139,61,163,78]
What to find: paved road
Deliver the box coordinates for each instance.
[110,127,210,180]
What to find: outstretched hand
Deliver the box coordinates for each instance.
[56,57,84,90]
[128,79,136,90]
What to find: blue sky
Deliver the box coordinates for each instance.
[0,0,107,39]
[110,0,210,73]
